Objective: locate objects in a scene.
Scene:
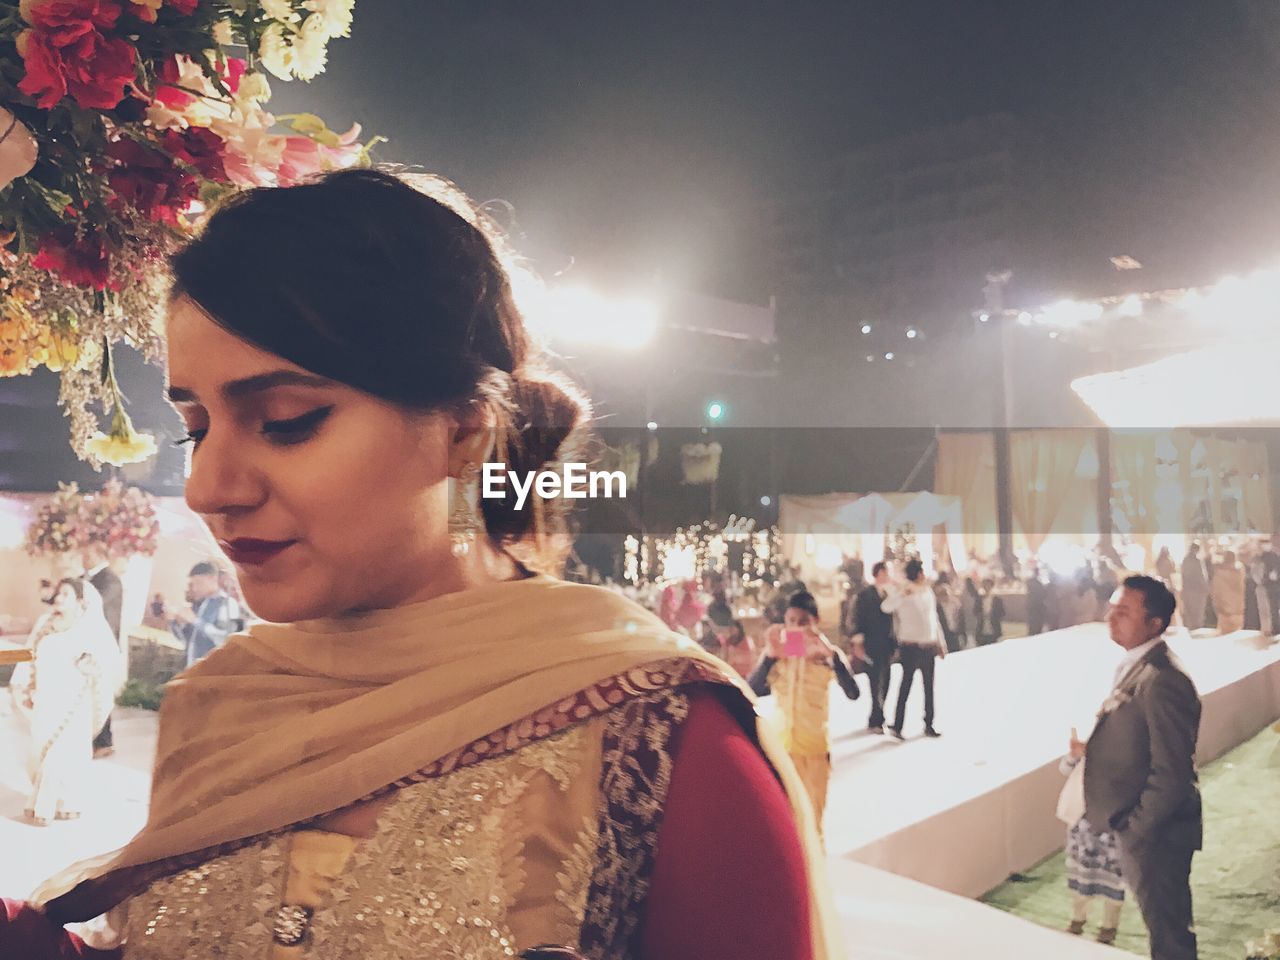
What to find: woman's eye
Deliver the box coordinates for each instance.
[174,429,207,447]
[262,406,334,445]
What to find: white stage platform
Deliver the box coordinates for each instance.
[821,624,1280,900]
[828,858,1122,959]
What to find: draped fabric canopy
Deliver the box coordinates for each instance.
[778,492,966,580]
[1009,430,1090,555]
[933,433,998,558]
[934,429,1273,566]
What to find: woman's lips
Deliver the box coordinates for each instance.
[219,538,297,566]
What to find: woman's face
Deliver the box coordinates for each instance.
[166,296,455,623]
[783,607,815,630]
[52,584,81,618]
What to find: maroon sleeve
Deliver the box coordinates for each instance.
[0,899,121,960]
[640,690,814,960]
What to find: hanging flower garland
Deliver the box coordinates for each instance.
[0,0,373,465]
[24,476,159,557]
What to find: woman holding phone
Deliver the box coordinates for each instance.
[750,591,858,832]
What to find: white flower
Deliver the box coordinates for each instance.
[259,23,296,80]
[291,15,329,81]
[213,20,235,46]
[302,0,353,38]
[260,0,298,22]
[237,71,272,103]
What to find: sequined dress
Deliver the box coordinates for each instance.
[120,684,699,958]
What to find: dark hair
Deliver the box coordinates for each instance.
[787,590,820,619]
[55,577,86,602]
[1123,575,1177,632]
[189,561,219,578]
[170,168,590,562]
[871,561,888,578]
[904,558,924,582]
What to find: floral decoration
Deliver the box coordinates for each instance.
[0,0,374,464]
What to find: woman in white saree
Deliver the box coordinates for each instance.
[15,578,125,825]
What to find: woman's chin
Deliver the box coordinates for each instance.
[240,583,334,625]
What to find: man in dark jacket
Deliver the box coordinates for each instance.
[1083,576,1201,960]
[850,561,897,733]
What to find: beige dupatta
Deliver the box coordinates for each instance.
[40,575,843,959]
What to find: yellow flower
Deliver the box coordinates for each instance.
[128,0,162,22]
[40,334,80,372]
[85,407,157,466]
[0,345,32,376]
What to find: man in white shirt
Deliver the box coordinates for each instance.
[882,558,947,739]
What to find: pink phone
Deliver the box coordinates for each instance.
[783,630,807,657]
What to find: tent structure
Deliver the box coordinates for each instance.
[779,492,968,582]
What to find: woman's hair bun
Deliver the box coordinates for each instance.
[479,369,593,548]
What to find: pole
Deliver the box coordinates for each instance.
[1096,426,1113,557]
[984,272,1016,577]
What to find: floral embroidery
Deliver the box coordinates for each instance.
[123,839,286,957]
[308,723,593,958]
[579,690,689,958]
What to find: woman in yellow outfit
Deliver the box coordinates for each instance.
[751,591,859,831]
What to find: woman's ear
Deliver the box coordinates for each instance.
[447,402,497,478]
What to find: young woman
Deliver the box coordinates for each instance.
[8,170,841,960]
[750,591,858,832]
[13,578,122,825]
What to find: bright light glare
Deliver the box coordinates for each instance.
[1073,341,1280,427]
[906,327,918,339]
[884,352,895,360]
[760,495,772,507]
[1037,540,1091,578]
[815,542,844,571]
[646,421,658,431]
[1177,268,1280,330]
[662,545,697,581]
[1118,294,1144,318]
[517,278,660,350]
[1037,299,1104,327]
[1017,312,1033,326]
[706,402,725,421]
[861,323,872,334]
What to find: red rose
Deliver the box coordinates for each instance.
[16,30,66,109]
[161,127,228,182]
[167,0,197,13]
[17,1,135,111]
[23,0,121,44]
[107,136,198,224]
[62,28,135,109]
[32,229,115,290]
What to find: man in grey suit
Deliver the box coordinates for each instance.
[1081,575,1201,960]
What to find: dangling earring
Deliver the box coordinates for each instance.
[449,462,481,557]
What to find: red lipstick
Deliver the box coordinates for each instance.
[219,538,296,566]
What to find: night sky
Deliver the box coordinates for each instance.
[277,0,1280,296]
[7,1,1280,491]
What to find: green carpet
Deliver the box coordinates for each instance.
[982,723,1280,959]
